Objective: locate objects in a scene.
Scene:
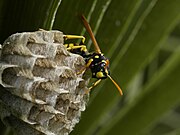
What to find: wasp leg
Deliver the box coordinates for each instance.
[65,44,88,52]
[77,57,93,75]
[64,43,89,75]
[63,35,86,44]
[76,54,92,75]
[76,66,87,75]
[87,79,102,93]
[85,79,102,94]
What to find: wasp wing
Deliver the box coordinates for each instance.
[81,15,101,54]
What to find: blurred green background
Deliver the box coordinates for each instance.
[0,0,180,135]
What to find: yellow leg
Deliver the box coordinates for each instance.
[88,79,102,91]
[77,58,93,75]
[85,79,102,94]
[77,66,87,75]
[64,44,88,52]
[63,35,86,44]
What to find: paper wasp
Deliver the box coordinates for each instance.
[63,15,123,95]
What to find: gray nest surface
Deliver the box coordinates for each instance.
[0,30,89,135]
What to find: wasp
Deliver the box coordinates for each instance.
[63,15,123,95]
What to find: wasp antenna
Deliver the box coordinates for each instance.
[107,75,123,96]
[80,15,101,54]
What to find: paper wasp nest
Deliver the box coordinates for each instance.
[0,30,89,135]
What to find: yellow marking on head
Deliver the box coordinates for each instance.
[94,55,99,58]
[96,72,104,78]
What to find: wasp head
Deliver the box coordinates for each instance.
[87,53,110,79]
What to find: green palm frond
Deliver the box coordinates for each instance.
[0,0,180,135]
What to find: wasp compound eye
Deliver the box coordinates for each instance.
[100,62,106,67]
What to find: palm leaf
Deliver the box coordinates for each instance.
[0,0,180,135]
